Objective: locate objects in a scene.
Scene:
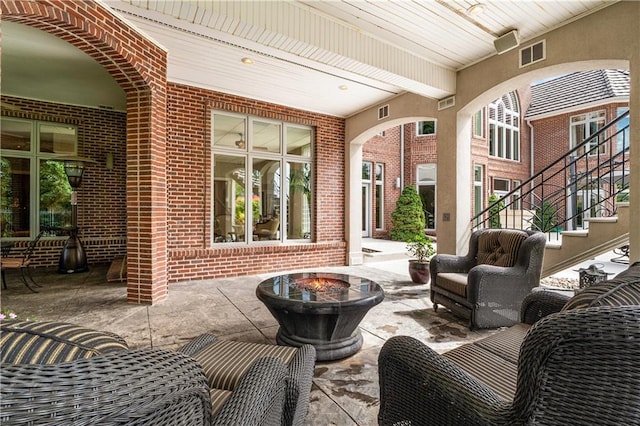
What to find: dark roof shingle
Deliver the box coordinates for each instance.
[525,69,629,119]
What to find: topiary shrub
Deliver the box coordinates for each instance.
[390,185,426,241]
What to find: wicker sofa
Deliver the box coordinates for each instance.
[429,229,546,329]
[0,320,315,425]
[379,262,640,426]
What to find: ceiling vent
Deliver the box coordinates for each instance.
[494,30,520,55]
[520,40,546,68]
[378,104,389,120]
[437,96,455,111]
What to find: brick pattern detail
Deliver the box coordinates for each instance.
[1,97,127,267]
[165,83,347,283]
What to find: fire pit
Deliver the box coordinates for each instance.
[256,272,384,361]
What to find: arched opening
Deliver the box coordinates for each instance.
[2,1,169,304]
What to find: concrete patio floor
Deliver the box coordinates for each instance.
[0,240,630,425]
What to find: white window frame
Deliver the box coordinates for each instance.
[211,111,313,246]
[488,92,520,161]
[416,120,437,136]
[473,109,485,138]
[1,117,78,239]
[570,110,606,156]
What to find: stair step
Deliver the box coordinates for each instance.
[585,217,618,223]
[560,230,588,237]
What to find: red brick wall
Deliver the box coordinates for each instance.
[363,127,402,238]
[1,96,127,267]
[165,83,347,282]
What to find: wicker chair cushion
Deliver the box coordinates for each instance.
[0,320,128,364]
[473,322,530,364]
[476,230,527,267]
[210,388,232,416]
[434,272,468,297]
[191,339,297,391]
[443,341,517,401]
[562,263,640,311]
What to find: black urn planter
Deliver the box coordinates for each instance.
[408,260,431,284]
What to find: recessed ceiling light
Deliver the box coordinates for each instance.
[339,85,349,91]
[466,3,485,16]
[241,57,254,65]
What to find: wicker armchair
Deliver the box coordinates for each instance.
[0,320,315,426]
[429,228,546,329]
[379,263,640,426]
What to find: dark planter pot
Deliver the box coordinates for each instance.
[408,260,431,284]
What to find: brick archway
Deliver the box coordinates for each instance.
[2,0,169,304]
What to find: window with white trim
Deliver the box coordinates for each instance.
[416,120,436,136]
[473,109,485,138]
[375,163,384,230]
[488,92,520,160]
[570,110,606,155]
[1,117,77,239]
[211,112,313,244]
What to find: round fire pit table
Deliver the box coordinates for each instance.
[256,272,384,361]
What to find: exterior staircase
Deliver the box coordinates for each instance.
[542,203,629,277]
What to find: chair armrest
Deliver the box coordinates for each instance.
[1,348,212,425]
[179,332,218,356]
[211,356,288,426]
[520,290,569,324]
[430,253,476,275]
[378,335,510,426]
[466,264,534,303]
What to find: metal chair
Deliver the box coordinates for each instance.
[1,230,44,293]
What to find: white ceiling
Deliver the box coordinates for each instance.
[1,0,616,117]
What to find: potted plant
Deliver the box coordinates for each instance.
[406,233,436,284]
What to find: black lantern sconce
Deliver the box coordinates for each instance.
[58,156,95,274]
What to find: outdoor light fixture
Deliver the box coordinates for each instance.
[466,3,485,16]
[58,156,95,274]
[235,133,246,148]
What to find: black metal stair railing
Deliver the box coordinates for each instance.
[472,110,630,237]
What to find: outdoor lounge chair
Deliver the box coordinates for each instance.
[429,228,546,329]
[0,320,316,426]
[378,262,640,426]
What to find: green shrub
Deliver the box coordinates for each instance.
[532,201,557,232]
[488,193,504,228]
[390,185,425,241]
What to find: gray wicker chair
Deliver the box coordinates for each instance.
[0,320,315,426]
[379,262,640,426]
[429,228,546,329]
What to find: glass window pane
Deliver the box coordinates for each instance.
[0,157,31,237]
[39,159,72,235]
[375,163,383,182]
[253,120,281,153]
[213,113,246,150]
[417,164,436,182]
[253,158,280,240]
[362,162,371,180]
[286,161,311,240]
[39,123,76,154]
[213,154,246,243]
[286,126,311,156]
[1,118,32,152]
[417,120,436,135]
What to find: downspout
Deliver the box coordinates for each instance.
[527,119,535,210]
[400,124,405,188]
